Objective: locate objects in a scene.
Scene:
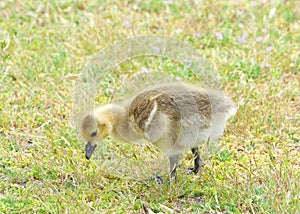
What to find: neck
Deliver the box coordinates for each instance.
[102,104,145,144]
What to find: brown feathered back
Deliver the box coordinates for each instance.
[128,83,216,132]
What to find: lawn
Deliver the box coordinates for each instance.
[0,0,299,213]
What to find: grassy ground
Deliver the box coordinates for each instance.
[1,0,299,213]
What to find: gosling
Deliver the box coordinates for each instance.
[80,82,236,180]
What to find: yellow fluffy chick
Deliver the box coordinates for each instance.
[80,82,236,180]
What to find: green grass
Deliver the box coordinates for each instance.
[1,0,299,213]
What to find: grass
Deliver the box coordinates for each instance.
[0,0,299,213]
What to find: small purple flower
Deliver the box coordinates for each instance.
[215,32,223,40]
[238,33,247,44]
[238,11,244,16]
[256,36,263,42]
[238,37,247,44]
[266,46,272,51]
[152,46,160,54]
[196,32,203,38]
[175,76,181,81]
[123,21,131,28]
[262,28,268,33]
[141,67,148,73]
[260,62,270,68]
[238,23,244,28]
[286,192,291,201]
[106,88,114,94]
[251,1,257,6]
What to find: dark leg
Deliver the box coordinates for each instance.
[150,155,179,186]
[189,147,205,174]
[153,175,163,186]
[169,154,179,181]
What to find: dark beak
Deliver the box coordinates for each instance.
[85,141,97,159]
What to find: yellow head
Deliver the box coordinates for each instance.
[80,111,112,159]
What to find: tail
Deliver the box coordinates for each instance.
[224,97,237,120]
[209,91,237,120]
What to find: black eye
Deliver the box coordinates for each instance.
[91,131,97,137]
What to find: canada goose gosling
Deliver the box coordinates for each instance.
[80,83,236,181]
